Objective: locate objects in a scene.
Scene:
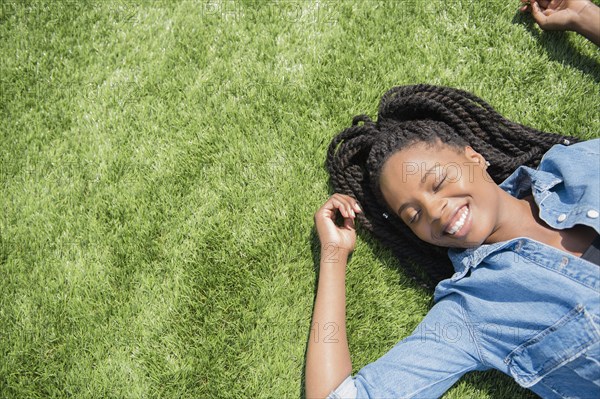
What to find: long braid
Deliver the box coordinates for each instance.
[327,84,579,286]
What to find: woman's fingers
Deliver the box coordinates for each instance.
[343,217,355,231]
[315,194,362,232]
[519,0,553,15]
[529,1,546,23]
[330,194,361,220]
[538,0,550,9]
[330,198,352,218]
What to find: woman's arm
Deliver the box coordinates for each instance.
[520,0,600,46]
[306,194,361,398]
[572,1,600,46]
[305,248,352,399]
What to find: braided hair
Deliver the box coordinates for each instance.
[327,84,579,285]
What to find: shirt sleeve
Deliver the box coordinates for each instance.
[328,294,487,399]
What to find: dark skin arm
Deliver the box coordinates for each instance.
[306,194,361,398]
[520,0,600,46]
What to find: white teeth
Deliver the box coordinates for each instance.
[447,207,469,235]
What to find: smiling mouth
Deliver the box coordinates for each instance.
[445,205,469,235]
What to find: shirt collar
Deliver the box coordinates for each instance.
[448,240,517,279]
[499,164,562,197]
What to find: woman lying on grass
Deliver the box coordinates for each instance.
[307,84,599,398]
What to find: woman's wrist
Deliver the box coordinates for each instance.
[571,1,600,45]
[320,243,352,266]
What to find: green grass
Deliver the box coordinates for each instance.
[1,1,598,398]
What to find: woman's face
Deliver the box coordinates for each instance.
[379,141,500,248]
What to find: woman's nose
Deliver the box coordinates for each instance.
[424,197,447,222]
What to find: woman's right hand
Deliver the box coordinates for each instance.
[519,0,593,31]
[314,194,362,258]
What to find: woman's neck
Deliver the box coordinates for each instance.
[485,189,597,257]
[484,188,543,244]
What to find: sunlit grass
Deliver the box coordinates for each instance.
[1,1,598,398]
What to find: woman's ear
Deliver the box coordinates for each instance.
[464,146,487,167]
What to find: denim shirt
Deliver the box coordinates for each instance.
[329,139,600,399]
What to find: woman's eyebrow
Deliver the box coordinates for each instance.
[397,165,441,215]
[420,164,441,184]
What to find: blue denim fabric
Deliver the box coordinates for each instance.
[328,139,600,399]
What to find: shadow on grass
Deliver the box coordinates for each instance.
[301,227,537,399]
[511,12,600,83]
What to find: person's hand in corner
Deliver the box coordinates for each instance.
[519,0,600,46]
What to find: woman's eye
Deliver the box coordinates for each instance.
[409,210,421,224]
[434,175,446,192]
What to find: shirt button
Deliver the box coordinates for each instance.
[557,214,567,222]
[587,210,599,219]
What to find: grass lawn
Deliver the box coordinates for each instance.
[1,0,598,398]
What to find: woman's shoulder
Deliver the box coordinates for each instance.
[541,138,600,165]
[531,138,600,191]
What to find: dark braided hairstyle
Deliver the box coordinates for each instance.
[327,84,579,286]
